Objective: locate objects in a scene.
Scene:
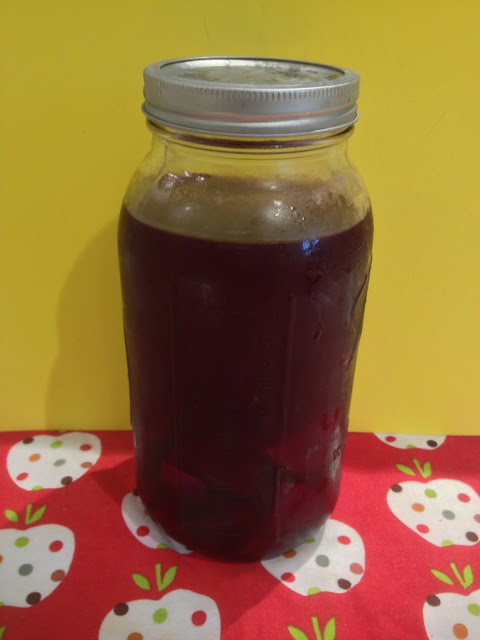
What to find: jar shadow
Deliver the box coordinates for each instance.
[45,219,129,430]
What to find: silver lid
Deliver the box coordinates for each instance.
[142,57,360,137]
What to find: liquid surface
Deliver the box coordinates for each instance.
[119,174,373,560]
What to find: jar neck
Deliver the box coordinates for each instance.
[147,122,353,180]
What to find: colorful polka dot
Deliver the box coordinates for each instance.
[442,540,454,547]
[474,515,480,523]
[16,472,28,481]
[81,461,93,469]
[338,579,351,590]
[442,510,455,520]
[26,592,41,605]
[315,555,330,568]
[391,484,402,493]
[281,572,296,583]
[427,440,438,448]
[136,526,150,537]
[31,485,43,491]
[51,570,66,582]
[50,440,63,449]
[61,476,73,486]
[467,603,480,616]
[157,543,168,549]
[54,459,66,467]
[458,493,470,503]
[416,524,430,534]
[15,536,29,548]
[406,444,416,449]
[29,454,41,462]
[80,444,92,452]
[127,634,143,640]
[452,623,468,639]
[153,608,168,624]
[350,563,364,575]
[0,556,3,564]
[49,540,63,552]
[191,610,207,626]
[412,503,425,512]
[113,603,129,616]
[466,531,478,542]
[307,587,321,595]
[283,549,296,558]
[337,535,351,545]
[385,436,396,442]
[23,437,34,444]
[306,537,315,543]
[18,564,33,576]
[426,595,441,607]
[425,489,437,498]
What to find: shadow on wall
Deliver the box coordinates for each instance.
[46,219,130,430]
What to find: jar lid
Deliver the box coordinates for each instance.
[142,57,360,138]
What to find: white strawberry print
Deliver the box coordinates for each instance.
[98,563,221,639]
[0,505,74,607]
[288,615,336,640]
[261,519,365,596]
[387,459,480,547]
[7,432,101,490]
[423,562,480,639]
[375,433,446,450]
[121,490,191,554]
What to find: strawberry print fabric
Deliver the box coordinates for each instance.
[1,430,479,640]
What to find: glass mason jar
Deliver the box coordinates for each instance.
[118,57,373,561]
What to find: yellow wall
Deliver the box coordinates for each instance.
[1,1,479,433]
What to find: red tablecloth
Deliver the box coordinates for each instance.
[1,430,479,640]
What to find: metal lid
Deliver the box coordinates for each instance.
[142,57,360,137]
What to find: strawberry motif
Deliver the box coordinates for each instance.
[261,519,365,596]
[0,505,74,607]
[99,563,220,639]
[387,460,480,547]
[121,490,191,554]
[7,433,101,490]
[375,433,446,450]
[423,563,480,639]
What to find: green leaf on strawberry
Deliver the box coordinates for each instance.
[4,510,18,523]
[396,459,431,478]
[431,569,454,585]
[132,563,178,594]
[132,573,151,590]
[431,563,474,590]
[26,505,47,525]
[311,617,322,640]
[287,616,336,640]
[463,564,474,589]
[287,627,309,640]
[450,563,474,589]
[4,504,47,526]
[396,464,415,476]
[159,565,177,592]
[323,617,336,640]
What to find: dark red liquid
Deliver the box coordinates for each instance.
[119,195,373,561]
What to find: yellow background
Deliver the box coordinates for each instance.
[1,1,479,434]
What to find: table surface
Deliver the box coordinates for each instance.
[1,430,479,640]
